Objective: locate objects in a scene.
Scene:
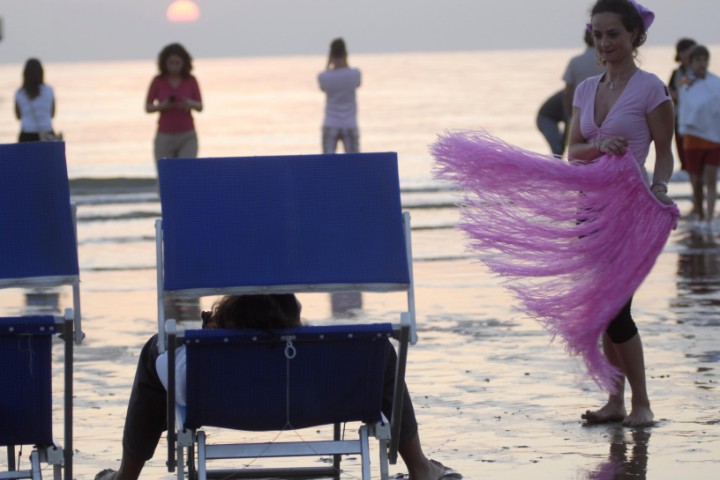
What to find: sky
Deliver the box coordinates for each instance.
[0,0,719,64]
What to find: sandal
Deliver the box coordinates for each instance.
[391,460,463,480]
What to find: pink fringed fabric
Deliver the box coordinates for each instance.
[432,130,679,392]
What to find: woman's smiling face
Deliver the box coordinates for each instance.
[591,12,637,65]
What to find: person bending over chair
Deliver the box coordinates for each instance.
[96,294,461,480]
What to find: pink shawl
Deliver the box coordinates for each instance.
[432,130,679,392]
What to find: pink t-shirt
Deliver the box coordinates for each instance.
[146,75,202,133]
[574,69,671,166]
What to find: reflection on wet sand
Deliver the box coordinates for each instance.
[586,426,651,480]
[673,226,720,315]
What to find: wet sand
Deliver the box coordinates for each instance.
[2,196,720,480]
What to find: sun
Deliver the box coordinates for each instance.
[166,0,201,23]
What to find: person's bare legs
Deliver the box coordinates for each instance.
[690,171,705,220]
[704,164,718,226]
[614,334,654,427]
[398,432,449,480]
[582,333,627,423]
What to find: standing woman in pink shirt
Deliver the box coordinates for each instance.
[146,43,203,165]
[568,0,674,428]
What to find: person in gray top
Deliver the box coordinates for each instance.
[563,30,606,120]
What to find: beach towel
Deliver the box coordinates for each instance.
[431,130,679,392]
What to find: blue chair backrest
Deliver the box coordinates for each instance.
[158,153,409,294]
[0,142,79,283]
[182,324,393,431]
[0,316,56,447]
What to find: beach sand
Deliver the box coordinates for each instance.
[1,193,718,479]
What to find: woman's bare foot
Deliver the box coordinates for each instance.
[623,404,654,427]
[581,403,627,424]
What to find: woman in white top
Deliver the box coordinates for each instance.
[14,58,56,143]
[318,38,361,154]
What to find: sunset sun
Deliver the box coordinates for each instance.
[166,0,200,23]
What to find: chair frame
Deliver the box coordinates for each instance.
[155,153,416,479]
[0,142,82,480]
[164,320,410,480]
[0,313,74,480]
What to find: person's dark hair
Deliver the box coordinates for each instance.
[329,38,347,58]
[209,294,302,330]
[22,58,44,100]
[157,43,193,78]
[689,45,710,62]
[675,38,696,62]
[591,0,647,50]
[583,29,594,48]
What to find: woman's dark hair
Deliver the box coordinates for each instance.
[591,0,647,50]
[210,294,302,330]
[157,43,193,78]
[329,38,347,58]
[689,45,710,62]
[22,58,44,100]
[675,38,697,62]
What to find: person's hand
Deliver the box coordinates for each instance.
[159,98,174,111]
[593,136,628,156]
[651,187,673,205]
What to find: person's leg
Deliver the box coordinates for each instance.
[582,300,634,423]
[703,158,718,225]
[581,332,627,423]
[322,127,339,154]
[613,333,653,427]
[382,345,455,480]
[686,149,705,220]
[98,335,168,480]
[536,115,564,156]
[341,128,360,154]
[176,131,199,159]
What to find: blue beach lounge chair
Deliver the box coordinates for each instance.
[0,142,83,480]
[156,152,416,479]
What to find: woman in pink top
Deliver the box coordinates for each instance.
[568,0,674,427]
[146,43,203,164]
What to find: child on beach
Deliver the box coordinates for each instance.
[678,45,720,228]
[95,294,461,480]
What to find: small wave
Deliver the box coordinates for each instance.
[77,211,160,223]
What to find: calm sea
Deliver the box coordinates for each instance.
[0,46,693,271]
[2,48,719,479]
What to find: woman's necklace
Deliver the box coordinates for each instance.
[606,68,637,91]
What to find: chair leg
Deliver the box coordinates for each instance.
[30,450,42,480]
[7,446,16,471]
[197,431,207,480]
[176,442,185,480]
[359,426,370,480]
[378,438,389,480]
[188,444,197,480]
[333,423,342,480]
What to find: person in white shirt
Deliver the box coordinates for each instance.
[318,38,361,154]
[14,58,57,142]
